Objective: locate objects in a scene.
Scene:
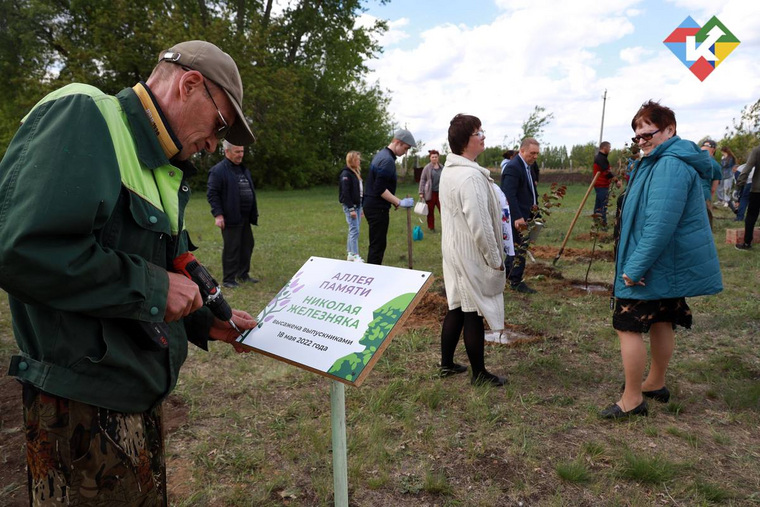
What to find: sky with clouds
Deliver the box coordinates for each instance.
[358,0,759,154]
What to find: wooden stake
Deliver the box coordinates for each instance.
[406,196,413,269]
[553,172,600,265]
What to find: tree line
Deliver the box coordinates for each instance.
[0,0,393,189]
[3,2,758,187]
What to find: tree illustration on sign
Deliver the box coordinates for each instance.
[256,271,305,328]
[328,293,414,381]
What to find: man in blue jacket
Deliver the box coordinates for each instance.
[207,141,259,287]
[500,138,540,293]
[362,128,416,264]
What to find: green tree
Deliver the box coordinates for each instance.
[721,98,760,162]
[521,105,554,142]
[541,145,569,169]
[569,142,597,170]
[0,0,392,189]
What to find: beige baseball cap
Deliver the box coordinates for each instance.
[159,40,255,145]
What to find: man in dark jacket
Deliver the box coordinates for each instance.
[592,141,620,226]
[500,137,540,293]
[735,144,760,250]
[207,141,259,287]
[362,128,416,265]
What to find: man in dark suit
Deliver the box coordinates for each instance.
[500,137,540,293]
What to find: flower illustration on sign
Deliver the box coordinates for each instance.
[663,16,740,81]
[256,271,304,328]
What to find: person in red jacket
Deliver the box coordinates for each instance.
[593,141,620,226]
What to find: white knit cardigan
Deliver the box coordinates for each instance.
[439,153,506,330]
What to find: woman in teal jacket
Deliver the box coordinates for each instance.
[601,101,722,419]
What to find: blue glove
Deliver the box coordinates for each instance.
[398,197,415,208]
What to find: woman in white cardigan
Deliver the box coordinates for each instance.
[438,114,507,387]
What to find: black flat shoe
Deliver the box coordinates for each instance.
[438,363,468,377]
[620,383,671,403]
[643,386,670,403]
[599,400,648,420]
[471,371,507,387]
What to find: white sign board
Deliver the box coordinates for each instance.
[237,257,433,386]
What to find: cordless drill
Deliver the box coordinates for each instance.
[172,252,242,334]
[139,252,241,349]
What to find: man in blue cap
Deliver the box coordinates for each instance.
[363,128,417,264]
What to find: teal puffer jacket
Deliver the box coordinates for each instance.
[614,136,722,300]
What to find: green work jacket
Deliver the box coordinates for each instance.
[0,84,214,413]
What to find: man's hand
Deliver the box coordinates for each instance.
[165,272,203,321]
[349,209,357,219]
[398,197,415,208]
[214,215,225,230]
[514,218,527,231]
[209,309,257,353]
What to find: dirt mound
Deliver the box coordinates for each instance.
[407,291,449,329]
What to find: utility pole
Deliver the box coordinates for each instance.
[598,89,607,148]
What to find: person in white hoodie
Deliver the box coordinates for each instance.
[437,114,507,387]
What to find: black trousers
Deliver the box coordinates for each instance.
[221,224,254,284]
[505,226,527,286]
[744,192,760,245]
[364,207,389,265]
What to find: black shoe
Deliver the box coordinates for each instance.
[239,276,259,283]
[643,386,670,403]
[438,363,468,377]
[599,400,648,419]
[735,243,752,251]
[510,282,536,294]
[619,383,671,403]
[471,371,507,387]
[222,281,239,288]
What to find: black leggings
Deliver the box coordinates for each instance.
[744,192,760,245]
[440,307,486,376]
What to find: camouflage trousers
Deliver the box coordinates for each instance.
[22,383,167,506]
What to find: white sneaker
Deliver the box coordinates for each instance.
[352,254,365,263]
[484,330,501,343]
[347,253,355,261]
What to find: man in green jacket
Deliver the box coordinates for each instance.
[0,40,256,505]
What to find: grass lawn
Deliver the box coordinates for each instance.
[1,179,759,506]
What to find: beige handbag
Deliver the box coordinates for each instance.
[413,199,428,216]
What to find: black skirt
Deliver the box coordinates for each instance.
[612,297,692,333]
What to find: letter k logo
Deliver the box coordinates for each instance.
[664,16,740,81]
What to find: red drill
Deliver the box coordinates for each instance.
[173,252,242,335]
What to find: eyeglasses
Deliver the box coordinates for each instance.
[471,130,486,139]
[631,129,660,144]
[202,80,230,140]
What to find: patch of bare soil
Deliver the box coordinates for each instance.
[405,263,611,337]
[531,244,614,262]
[0,376,190,506]
[406,291,449,330]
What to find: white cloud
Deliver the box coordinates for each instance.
[364,0,759,155]
[356,14,410,48]
[619,46,654,64]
